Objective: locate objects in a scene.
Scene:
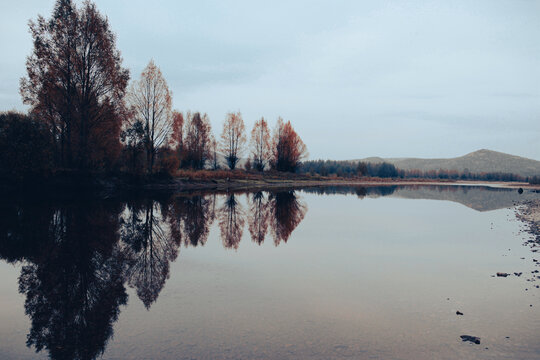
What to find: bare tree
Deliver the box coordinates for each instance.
[219,111,246,170]
[183,111,212,169]
[127,60,173,174]
[250,117,271,171]
[169,110,184,157]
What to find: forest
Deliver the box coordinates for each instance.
[0,0,307,183]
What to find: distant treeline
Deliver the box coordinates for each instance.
[300,159,536,183]
[300,160,398,178]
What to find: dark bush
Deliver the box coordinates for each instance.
[0,112,53,180]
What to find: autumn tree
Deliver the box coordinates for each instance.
[126,60,173,174]
[249,117,271,171]
[182,112,212,169]
[219,111,246,170]
[20,0,130,171]
[271,117,308,172]
[170,111,184,159]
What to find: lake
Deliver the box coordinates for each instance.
[1,185,539,359]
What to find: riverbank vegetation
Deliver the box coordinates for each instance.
[0,0,308,186]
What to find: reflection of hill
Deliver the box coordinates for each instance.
[302,185,540,212]
[391,186,539,212]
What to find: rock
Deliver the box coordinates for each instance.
[461,335,481,344]
[497,272,510,277]
[456,311,464,315]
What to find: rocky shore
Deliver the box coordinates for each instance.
[516,200,540,245]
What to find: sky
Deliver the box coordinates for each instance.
[1,0,539,160]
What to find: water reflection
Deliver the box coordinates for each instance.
[303,184,536,211]
[0,190,307,359]
[248,192,270,245]
[2,185,536,359]
[14,201,127,360]
[120,199,180,309]
[269,191,307,246]
[219,194,245,250]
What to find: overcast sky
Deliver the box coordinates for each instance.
[1,0,539,160]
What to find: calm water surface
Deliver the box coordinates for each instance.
[0,185,539,359]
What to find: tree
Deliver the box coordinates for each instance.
[120,116,144,174]
[170,111,184,160]
[356,161,368,177]
[0,112,53,180]
[20,0,130,171]
[183,112,212,169]
[250,117,271,171]
[127,60,173,174]
[219,111,246,170]
[271,117,308,172]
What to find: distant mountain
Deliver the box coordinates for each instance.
[357,149,540,177]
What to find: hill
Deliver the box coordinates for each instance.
[357,149,540,177]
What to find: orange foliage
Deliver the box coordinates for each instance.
[271,117,308,172]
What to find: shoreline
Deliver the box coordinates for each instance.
[516,200,540,246]
[141,178,540,192]
[1,176,538,196]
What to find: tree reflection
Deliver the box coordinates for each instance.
[0,190,308,359]
[269,191,307,246]
[12,201,128,360]
[218,194,245,249]
[248,191,270,245]
[120,199,180,309]
[167,194,215,248]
